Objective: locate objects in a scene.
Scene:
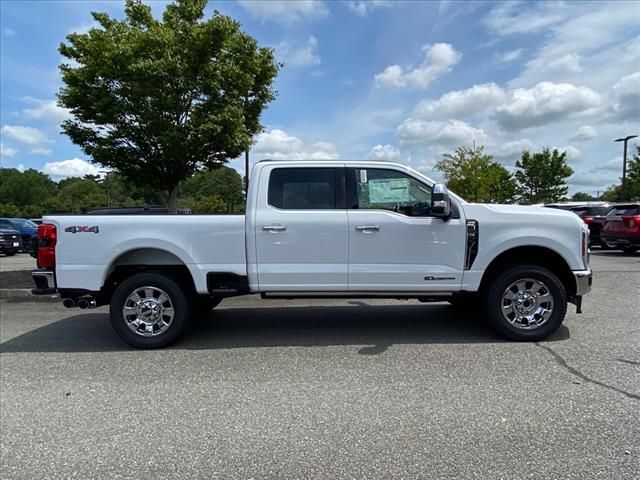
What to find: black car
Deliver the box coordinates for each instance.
[569,204,615,247]
[0,228,24,256]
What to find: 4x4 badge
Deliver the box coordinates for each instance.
[65,226,99,234]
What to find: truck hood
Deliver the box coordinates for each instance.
[461,203,586,229]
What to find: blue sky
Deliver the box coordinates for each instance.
[1,0,638,195]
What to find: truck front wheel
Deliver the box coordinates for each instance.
[110,272,191,348]
[485,265,567,341]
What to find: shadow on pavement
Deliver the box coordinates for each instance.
[0,303,570,354]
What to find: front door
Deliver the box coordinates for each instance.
[347,167,466,291]
[255,166,348,291]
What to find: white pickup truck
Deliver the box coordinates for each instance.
[32,160,592,348]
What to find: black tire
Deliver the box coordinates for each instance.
[622,246,638,254]
[484,265,567,341]
[4,251,16,256]
[110,272,191,348]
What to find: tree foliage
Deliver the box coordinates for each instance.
[571,192,595,202]
[435,145,517,203]
[515,148,574,204]
[0,168,246,217]
[602,145,640,201]
[58,0,280,212]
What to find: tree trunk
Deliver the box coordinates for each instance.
[167,186,178,214]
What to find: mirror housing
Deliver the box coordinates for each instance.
[431,183,451,218]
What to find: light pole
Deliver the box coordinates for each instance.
[614,135,638,201]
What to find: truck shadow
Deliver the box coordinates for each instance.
[0,303,570,354]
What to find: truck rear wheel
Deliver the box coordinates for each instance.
[110,272,191,348]
[484,265,567,341]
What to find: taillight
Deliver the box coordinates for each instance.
[583,217,593,224]
[37,223,57,269]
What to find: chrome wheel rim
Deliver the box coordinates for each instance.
[123,286,174,337]
[501,278,554,330]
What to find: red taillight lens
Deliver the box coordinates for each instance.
[583,217,593,224]
[37,223,57,269]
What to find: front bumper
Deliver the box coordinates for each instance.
[32,269,56,295]
[573,269,592,296]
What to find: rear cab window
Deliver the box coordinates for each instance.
[267,167,344,210]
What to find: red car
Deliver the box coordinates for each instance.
[601,203,640,254]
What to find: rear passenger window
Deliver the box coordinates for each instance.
[268,168,338,210]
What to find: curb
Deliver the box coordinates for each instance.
[0,289,58,301]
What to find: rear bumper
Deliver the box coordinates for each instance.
[31,269,56,295]
[573,269,592,296]
[601,235,640,247]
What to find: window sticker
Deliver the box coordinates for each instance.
[359,169,367,183]
[368,178,410,203]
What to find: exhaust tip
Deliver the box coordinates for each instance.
[62,298,76,308]
[77,299,89,309]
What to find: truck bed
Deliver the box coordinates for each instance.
[45,215,247,294]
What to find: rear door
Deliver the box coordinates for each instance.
[254,165,348,291]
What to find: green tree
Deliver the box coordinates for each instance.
[55,177,107,213]
[180,166,244,213]
[602,145,640,202]
[515,148,574,204]
[58,0,280,212]
[435,145,517,203]
[0,168,56,215]
[571,192,595,201]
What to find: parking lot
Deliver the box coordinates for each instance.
[0,251,638,479]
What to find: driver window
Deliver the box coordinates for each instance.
[355,168,432,217]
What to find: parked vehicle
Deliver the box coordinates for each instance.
[32,160,592,348]
[601,203,640,253]
[569,204,615,247]
[0,218,37,252]
[0,228,23,256]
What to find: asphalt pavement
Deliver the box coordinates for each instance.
[1,251,639,479]
[0,253,35,273]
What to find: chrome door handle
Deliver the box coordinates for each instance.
[355,225,380,232]
[262,224,287,232]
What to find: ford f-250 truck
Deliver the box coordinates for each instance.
[32,160,592,348]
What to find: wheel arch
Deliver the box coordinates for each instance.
[101,247,198,299]
[479,246,576,297]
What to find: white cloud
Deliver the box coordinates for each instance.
[277,36,321,68]
[252,129,339,160]
[30,148,53,156]
[493,139,534,159]
[22,99,71,124]
[1,125,53,146]
[589,157,622,173]
[415,83,506,118]
[484,1,567,36]
[495,48,523,64]
[3,28,15,37]
[397,119,487,147]
[237,0,329,24]
[0,143,18,158]
[494,82,601,131]
[16,164,25,172]
[568,172,614,188]
[608,71,640,122]
[375,43,462,89]
[506,3,639,90]
[570,126,598,142]
[347,1,392,16]
[42,158,101,178]
[559,145,582,162]
[366,144,403,162]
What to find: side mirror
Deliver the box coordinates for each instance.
[431,183,451,218]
